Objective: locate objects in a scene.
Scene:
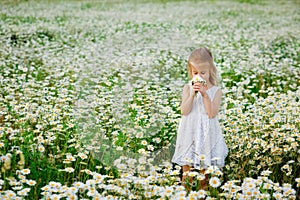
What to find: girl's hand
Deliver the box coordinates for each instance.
[193,82,208,97]
[199,84,209,98]
[192,82,201,94]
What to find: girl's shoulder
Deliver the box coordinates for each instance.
[208,86,222,99]
[215,86,223,95]
[181,83,194,96]
[208,85,221,92]
[214,86,222,92]
[183,83,192,89]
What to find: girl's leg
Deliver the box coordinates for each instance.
[182,165,191,188]
[197,169,208,191]
[201,169,209,190]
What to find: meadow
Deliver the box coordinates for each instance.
[0,0,299,199]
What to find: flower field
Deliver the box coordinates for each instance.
[0,0,299,199]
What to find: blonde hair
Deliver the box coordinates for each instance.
[187,47,218,85]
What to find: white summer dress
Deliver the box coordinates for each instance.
[171,84,228,169]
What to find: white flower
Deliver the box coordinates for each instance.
[263,182,273,190]
[141,140,147,145]
[261,170,272,176]
[188,171,198,177]
[26,179,37,186]
[78,153,88,160]
[17,188,31,196]
[68,186,78,194]
[38,145,45,153]
[0,142,4,148]
[41,185,51,192]
[188,191,199,199]
[273,192,283,199]
[197,174,206,181]
[21,169,31,175]
[65,154,76,162]
[64,167,75,173]
[138,156,147,164]
[73,182,85,189]
[5,190,16,199]
[116,163,126,170]
[136,132,143,138]
[192,75,206,85]
[198,189,206,198]
[209,177,221,188]
[147,145,154,151]
[153,137,161,143]
[138,148,146,154]
[116,146,123,151]
[163,186,173,197]
[50,194,61,200]
[206,166,216,174]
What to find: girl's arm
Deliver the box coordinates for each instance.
[202,88,222,118]
[180,84,195,116]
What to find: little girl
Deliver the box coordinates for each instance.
[171,47,228,188]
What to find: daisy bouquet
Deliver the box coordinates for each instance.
[191,75,206,85]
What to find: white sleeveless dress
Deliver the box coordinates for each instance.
[171,85,228,169]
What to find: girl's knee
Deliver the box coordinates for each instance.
[182,165,191,172]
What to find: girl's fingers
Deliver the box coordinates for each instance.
[193,85,200,90]
[194,82,202,87]
[199,85,205,91]
[193,83,206,92]
[200,84,208,90]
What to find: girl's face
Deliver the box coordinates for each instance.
[192,66,210,83]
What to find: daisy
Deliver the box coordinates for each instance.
[273,192,283,199]
[26,179,37,186]
[17,188,31,196]
[41,185,51,192]
[263,183,273,190]
[50,194,61,200]
[209,177,221,188]
[78,153,88,160]
[65,154,76,162]
[296,178,300,187]
[198,189,206,198]
[64,167,75,173]
[21,168,31,175]
[187,191,199,200]
[5,190,16,199]
[68,186,78,194]
[38,145,45,153]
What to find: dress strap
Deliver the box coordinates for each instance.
[207,86,221,101]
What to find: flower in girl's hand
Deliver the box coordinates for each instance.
[192,75,206,85]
